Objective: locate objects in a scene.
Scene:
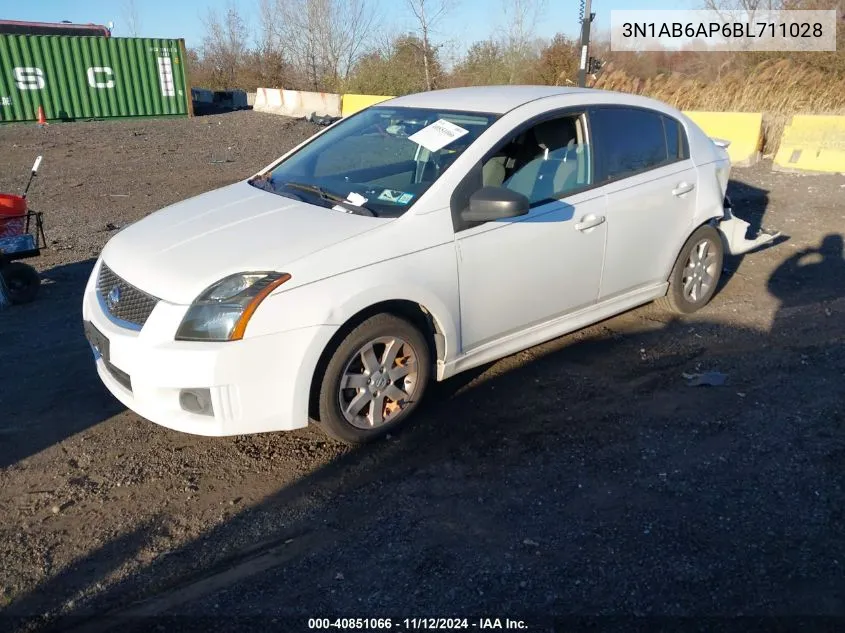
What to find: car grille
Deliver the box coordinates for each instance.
[96,263,159,329]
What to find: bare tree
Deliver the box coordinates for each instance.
[499,0,547,83]
[201,2,250,88]
[702,0,785,9]
[406,0,453,90]
[701,0,786,27]
[258,0,278,53]
[268,0,378,91]
[122,0,141,37]
[253,0,290,87]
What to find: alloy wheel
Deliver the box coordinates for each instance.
[338,336,420,429]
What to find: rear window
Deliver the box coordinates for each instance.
[590,107,685,183]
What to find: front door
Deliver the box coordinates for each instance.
[454,113,607,352]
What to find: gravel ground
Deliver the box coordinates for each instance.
[0,111,843,632]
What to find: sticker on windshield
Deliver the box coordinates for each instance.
[377,189,414,204]
[408,119,469,152]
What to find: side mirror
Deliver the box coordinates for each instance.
[461,186,530,223]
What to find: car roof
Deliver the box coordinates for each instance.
[384,85,596,115]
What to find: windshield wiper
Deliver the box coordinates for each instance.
[283,181,376,217]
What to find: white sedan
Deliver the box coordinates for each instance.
[83,86,776,443]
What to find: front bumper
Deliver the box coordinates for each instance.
[82,264,337,436]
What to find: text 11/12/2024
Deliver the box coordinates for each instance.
[307,618,529,630]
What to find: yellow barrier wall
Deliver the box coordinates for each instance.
[342,94,394,117]
[683,111,763,167]
[773,115,845,174]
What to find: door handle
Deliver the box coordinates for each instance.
[672,181,695,196]
[575,215,606,232]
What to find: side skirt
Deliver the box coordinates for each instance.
[438,283,668,380]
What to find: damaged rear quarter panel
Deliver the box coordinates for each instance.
[681,113,730,228]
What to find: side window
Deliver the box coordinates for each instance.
[590,107,670,182]
[662,115,688,161]
[480,114,592,206]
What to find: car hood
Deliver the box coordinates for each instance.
[101,180,382,304]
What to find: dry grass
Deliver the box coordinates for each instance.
[590,59,845,153]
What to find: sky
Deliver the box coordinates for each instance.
[0,0,695,52]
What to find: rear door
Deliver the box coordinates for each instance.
[588,106,697,301]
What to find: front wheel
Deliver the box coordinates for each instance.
[658,224,724,314]
[317,314,431,444]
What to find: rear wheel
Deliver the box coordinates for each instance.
[657,224,723,314]
[1,262,40,305]
[317,314,431,444]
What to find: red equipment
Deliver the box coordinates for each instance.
[0,156,46,304]
[0,194,28,238]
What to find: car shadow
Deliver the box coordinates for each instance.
[0,258,124,469]
[727,177,769,237]
[8,227,845,628]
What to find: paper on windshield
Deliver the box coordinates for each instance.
[346,192,367,206]
[332,191,368,213]
[408,119,469,152]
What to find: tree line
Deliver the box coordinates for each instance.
[190,0,584,93]
[188,0,844,95]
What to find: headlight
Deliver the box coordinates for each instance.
[175,272,291,341]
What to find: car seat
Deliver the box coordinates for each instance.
[503,119,580,203]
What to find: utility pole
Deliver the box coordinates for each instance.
[576,0,594,88]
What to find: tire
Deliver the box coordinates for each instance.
[656,224,724,314]
[1,262,40,305]
[317,313,432,444]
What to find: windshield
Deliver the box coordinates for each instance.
[250,106,499,218]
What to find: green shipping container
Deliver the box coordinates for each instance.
[0,35,191,122]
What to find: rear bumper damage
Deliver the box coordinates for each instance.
[717,195,782,256]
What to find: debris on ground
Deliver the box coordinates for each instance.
[305,112,341,126]
[683,371,728,387]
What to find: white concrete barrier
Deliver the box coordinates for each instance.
[253,88,342,118]
[254,87,270,109]
[266,88,284,109]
